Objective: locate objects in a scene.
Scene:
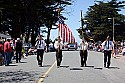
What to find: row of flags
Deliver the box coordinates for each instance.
[58,16,76,44]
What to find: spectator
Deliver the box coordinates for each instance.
[0,41,4,65]
[4,38,12,66]
[15,38,22,63]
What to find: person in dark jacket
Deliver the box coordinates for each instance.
[15,38,22,63]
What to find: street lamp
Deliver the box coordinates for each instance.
[108,17,115,41]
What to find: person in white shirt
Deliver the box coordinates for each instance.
[80,37,88,67]
[54,36,63,67]
[101,36,114,68]
[35,35,45,67]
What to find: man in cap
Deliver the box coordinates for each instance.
[101,36,114,68]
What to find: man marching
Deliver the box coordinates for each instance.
[35,35,46,67]
[54,36,63,68]
[80,37,88,67]
[101,36,114,68]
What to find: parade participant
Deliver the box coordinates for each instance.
[15,38,22,63]
[54,36,63,68]
[101,36,114,68]
[80,37,88,67]
[4,38,12,66]
[35,35,45,67]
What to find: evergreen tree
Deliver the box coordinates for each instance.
[78,0,125,42]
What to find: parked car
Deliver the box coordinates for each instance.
[67,43,77,50]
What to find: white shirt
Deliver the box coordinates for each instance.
[80,42,88,50]
[35,40,45,49]
[101,40,114,50]
[54,41,63,50]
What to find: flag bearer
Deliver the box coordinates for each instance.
[54,36,63,68]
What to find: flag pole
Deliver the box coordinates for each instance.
[58,8,61,37]
[81,10,84,38]
[80,10,94,42]
[58,4,61,53]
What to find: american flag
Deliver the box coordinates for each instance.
[58,16,65,43]
[58,16,76,43]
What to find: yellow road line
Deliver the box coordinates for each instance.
[37,61,56,83]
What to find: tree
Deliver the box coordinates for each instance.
[0,0,72,47]
[77,0,125,42]
[41,0,72,52]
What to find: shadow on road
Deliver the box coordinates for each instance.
[60,65,69,68]
[5,64,18,66]
[19,62,27,63]
[94,66,120,70]
[85,65,94,68]
[94,67,103,70]
[41,65,52,67]
[108,66,120,69]
[0,70,40,83]
[70,67,83,70]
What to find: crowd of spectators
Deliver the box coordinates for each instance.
[88,40,125,57]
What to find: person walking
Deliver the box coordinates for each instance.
[10,38,15,63]
[54,36,63,68]
[101,36,114,68]
[0,41,4,65]
[35,35,45,67]
[0,41,4,57]
[80,37,88,67]
[15,38,22,63]
[4,38,12,66]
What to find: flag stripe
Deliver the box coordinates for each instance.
[58,16,76,44]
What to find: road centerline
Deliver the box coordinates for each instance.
[37,61,56,83]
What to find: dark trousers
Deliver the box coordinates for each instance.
[4,52,11,65]
[56,49,62,66]
[16,51,22,63]
[37,49,44,66]
[80,50,87,66]
[10,50,14,62]
[104,50,111,67]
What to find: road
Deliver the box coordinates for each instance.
[0,50,125,83]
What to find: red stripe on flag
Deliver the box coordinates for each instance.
[59,23,76,44]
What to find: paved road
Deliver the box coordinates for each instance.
[0,51,125,83]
